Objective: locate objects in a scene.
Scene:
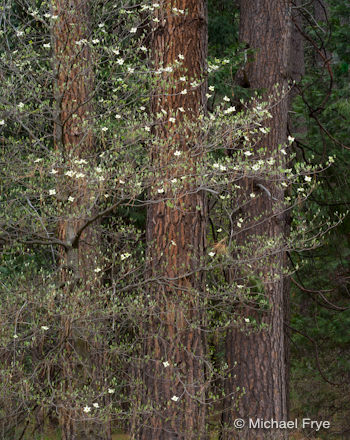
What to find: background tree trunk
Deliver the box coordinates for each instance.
[134,1,208,439]
[285,0,305,418]
[314,0,331,67]
[223,1,292,439]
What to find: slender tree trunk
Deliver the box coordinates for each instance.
[290,0,305,85]
[223,1,292,439]
[314,0,330,67]
[53,2,110,439]
[314,0,328,23]
[285,0,305,417]
[133,1,208,439]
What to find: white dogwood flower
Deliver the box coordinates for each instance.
[224,106,235,115]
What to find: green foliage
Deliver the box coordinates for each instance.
[0,0,348,437]
[288,1,350,435]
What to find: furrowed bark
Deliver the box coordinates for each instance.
[53,2,110,438]
[223,1,292,439]
[133,1,208,439]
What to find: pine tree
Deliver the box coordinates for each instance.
[223,1,292,438]
[53,1,110,437]
[134,1,208,438]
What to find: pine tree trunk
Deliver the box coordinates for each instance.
[133,1,208,439]
[223,1,292,439]
[53,2,110,438]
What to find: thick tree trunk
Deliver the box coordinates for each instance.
[223,1,292,439]
[133,1,208,439]
[53,2,110,439]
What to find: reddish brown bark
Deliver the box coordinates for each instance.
[134,1,208,439]
[53,0,95,275]
[223,1,292,439]
[53,2,110,439]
